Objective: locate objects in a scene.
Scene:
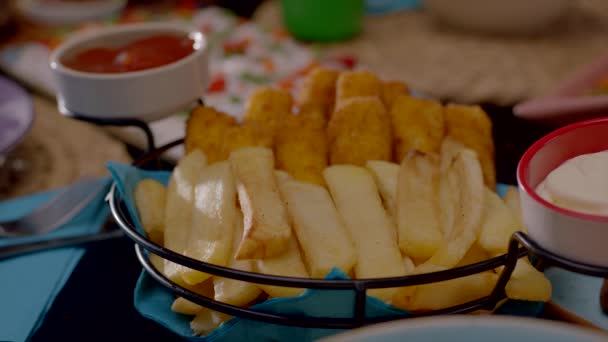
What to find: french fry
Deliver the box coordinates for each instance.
[403,267,498,311]
[163,150,207,287]
[274,170,291,183]
[478,187,521,253]
[150,253,164,273]
[181,161,237,285]
[503,186,524,228]
[422,149,485,268]
[324,165,406,301]
[172,297,204,316]
[255,235,309,298]
[403,256,416,274]
[230,147,292,259]
[171,278,214,315]
[456,243,490,267]
[278,179,356,278]
[365,160,400,219]
[328,97,392,166]
[390,95,445,162]
[213,212,263,306]
[396,151,443,260]
[504,259,552,302]
[190,308,230,336]
[134,179,166,245]
[335,70,381,109]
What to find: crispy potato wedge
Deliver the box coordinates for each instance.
[181,161,237,285]
[275,114,328,186]
[134,179,166,245]
[163,150,207,287]
[335,70,381,108]
[230,147,292,259]
[324,165,405,301]
[298,66,339,119]
[213,212,263,306]
[279,179,356,278]
[328,97,392,166]
[396,151,443,260]
[390,95,445,162]
[423,149,485,268]
[254,234,309,298]
[366,160,400,219]
[403,268,498,311]
[380,80,409,110]
[478,187,521,253]
[185,106,236,163]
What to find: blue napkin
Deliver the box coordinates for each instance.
[0,179,110,342]
[107,162,543,342]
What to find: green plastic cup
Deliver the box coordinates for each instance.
[281,0,364,42]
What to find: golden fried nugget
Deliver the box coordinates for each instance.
[275,115,328,186]
[243,87,293,133]
[390,95,445,162]
[381,80,410,109]
[185,106,236,163]
[298,67,339,119]
[328,97,392,166]
[335,70,381,109]
[221,123,274,159]
[444,104,495,188]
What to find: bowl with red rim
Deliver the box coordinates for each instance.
[50,22,208,122]
[517,117,608,268]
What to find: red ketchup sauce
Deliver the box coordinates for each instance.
[62,34,195,73]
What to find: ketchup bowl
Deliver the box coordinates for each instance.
[517,117,608,267]
[50,22,208,122]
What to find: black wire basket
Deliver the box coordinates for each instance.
[106,137,607,330]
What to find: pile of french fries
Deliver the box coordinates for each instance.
[133,68,551,336]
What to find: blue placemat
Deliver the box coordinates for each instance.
[0,178,110,342]
[107,162,543,342]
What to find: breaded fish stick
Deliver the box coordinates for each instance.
[243,86,292,133]
[221,123,274,159]
[185,106,236,163]
[327,97,392,166]
[335,70,381,110]
[275,114,327,186]
[297,67,339,120]
[380,80,410,110]
[443,104,495,188]
[390,95,445,163]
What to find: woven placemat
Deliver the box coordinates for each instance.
[0,96,131,199]
[255,0,608,105]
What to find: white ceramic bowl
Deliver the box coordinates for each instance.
[17,0,127,25]
[517,118,608,268]
[50,22,208,122]
[423,0,570,35]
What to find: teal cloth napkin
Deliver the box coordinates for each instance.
[107,162,543,342]
[0,179,110,342]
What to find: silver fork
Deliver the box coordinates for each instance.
[0,177,109,237]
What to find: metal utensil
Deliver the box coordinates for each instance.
[0,177,108,237]
[0,227,123,260]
